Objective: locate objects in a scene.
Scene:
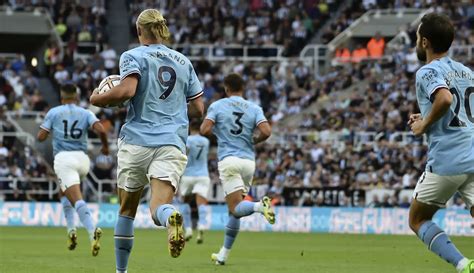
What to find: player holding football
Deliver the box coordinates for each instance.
[180,120,210,244]
[408,13,474,273]
[37,83,108,256]
[90,8,204,273]
[200,73,275,265]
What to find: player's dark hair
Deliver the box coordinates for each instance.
[419,13,454,53]
[224,73,245,93]
[60,83,78,94]
[189,119,201,131]
[60,83,78,100]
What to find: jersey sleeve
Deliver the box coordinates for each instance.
[205,102,218,123]
[40,109,55,132]
[416,67,448,101]
[86,110,99,128]
[119,52,141,80]
[186,64,203,102]
[255,106,267,126]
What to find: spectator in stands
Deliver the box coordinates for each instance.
[367,31,385,58]
[55,17,68,40]
[334,45,351,63]
[399,196,411,208]
[404,47,419,78]
[92,152,114,194]
[352,43,368,63]
[53,64,69,85]
[0,143,8,158]
[368,195,381,207]
[100,44,117,74]
[44,42,60,77]
[31,91,49,112]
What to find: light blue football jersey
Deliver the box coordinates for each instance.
[118,44,203,153]
[40,104,98,156]
[206,96,267,161]
[415,56,474,175]
[183,134,210,177]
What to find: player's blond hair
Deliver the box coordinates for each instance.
[136,9,170,42]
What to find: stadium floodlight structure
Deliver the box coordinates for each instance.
[0,6,63,75]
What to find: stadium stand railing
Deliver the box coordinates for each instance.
[269,131,427,147]
[126,43,330,74]
[0,176,58,200]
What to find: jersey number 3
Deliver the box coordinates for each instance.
[449,87,474,127]
[158,66,176,100]
[62,120,83,139]
[230,112,244,135]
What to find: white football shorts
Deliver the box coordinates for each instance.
[54,151,90,192]
[117,139,187,192]
[413,171,474,209]
[217,156,256,196]
[179,176,211,198]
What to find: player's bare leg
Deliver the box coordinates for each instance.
[410,199,472,273]
[63,184,100,256]
[149,179,185,258]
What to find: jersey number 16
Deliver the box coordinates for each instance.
[62,120,83,139]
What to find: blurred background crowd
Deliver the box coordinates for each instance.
[0,0,472,208]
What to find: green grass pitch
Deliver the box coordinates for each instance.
[0,226,473,273]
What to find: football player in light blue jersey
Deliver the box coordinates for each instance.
[90,9,204,273]
[200,73,275,265]
[37,83,109,256]
[179,120,210,244]
[407,13,474,273]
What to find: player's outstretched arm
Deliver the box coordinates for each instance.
[92,122,109,155]
[200,119,214,136]
[37,128,50,142]
[188,96,204,118]
[90,75,139,107]
[410,88,453,136]
[253,121,271,144]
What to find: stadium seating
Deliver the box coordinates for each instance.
[1,0,473,208]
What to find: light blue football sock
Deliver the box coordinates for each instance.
[74,199,95,240]
[197,204,207,229]
[417,221,465,267]
[181,203,192,230]
[154,204,176,227]
[233,200,256,217]
[60,196,75,232]
[224,215,240,249]
[115,215,134,273]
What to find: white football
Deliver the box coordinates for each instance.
[97,75,129,107]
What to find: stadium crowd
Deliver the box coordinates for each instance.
[128,0,339,56]
[1,0,472,208]
[0,109,52,202]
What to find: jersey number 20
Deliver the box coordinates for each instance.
[449,87,473,127]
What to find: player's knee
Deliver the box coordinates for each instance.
[228,205,237,216]
[119,206,138,218]
[408,208,422,233]
[408,218,420,233]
